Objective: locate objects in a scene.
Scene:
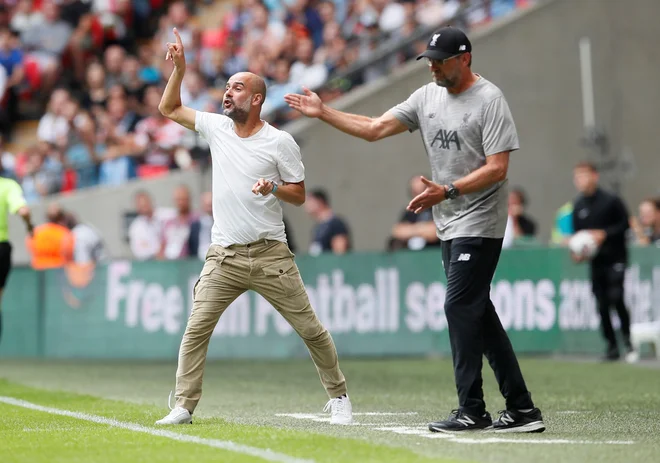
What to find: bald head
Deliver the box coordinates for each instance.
[223,72,267,122]
[228,72,267,105]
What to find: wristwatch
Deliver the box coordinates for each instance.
[445,183,460,200]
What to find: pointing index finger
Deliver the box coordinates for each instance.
[173,27,182,45]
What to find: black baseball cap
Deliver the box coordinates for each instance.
[416,26,472,61]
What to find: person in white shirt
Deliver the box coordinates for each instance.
[66,212,107,264]
[128,190,164,261]
[154,28,352,426]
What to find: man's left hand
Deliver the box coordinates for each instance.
[588,229,607,246]
[252,178,275,196]
[407,176,445,214]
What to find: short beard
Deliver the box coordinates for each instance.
[433,77,456,88]
[223,99,251,123]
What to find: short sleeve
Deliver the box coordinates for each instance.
[388,87,424,132]
[195,111,230,141]
[6,179,27,214]
[276,131,305,183]
[482,96,520,156]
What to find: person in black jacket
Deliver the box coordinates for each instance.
[571,162,634,361]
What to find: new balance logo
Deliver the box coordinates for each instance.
[430,128,461,150]
[457,253,471,262]
[500,414,515,425]
[456,416,475,427]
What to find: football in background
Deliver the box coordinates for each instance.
[569,230,599,259]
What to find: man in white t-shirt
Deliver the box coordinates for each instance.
[128,190,164,261]
[154,28,352,426]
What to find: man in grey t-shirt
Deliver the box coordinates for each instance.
[285,26,545,434]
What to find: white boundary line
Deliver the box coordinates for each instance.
[275,413,635,446]
[0,396,314,463]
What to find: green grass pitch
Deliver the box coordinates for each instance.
[1,357,659,463]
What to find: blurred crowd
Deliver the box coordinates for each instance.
[25,169,660,270]
[0,0,533,203]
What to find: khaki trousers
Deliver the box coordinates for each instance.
[175,239,347,412]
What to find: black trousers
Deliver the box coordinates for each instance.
[591,262,631,349]
[441,237,533,416]
[0,241,11,343]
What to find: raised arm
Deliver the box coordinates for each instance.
[158,28,196,131]
[284,88,408,142]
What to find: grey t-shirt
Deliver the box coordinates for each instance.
[389,76,519,241]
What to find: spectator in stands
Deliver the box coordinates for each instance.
[128,190,163,260]
[503,187,537,248]
[181,69,215,111]
[65,210,106,264]
[630,198,660,247]
[97,95,139,185]
[305,188,351,256]
[416,0,460,27]
[21,141,62,202]
[313,21,347,74]
[21,1,72,97]
[62,110,103,189]
[10,1,45,35]
[388,175,440,251]
[262,58,301,118]
[290,38,328,90]
[243,1,287,60]
[550,201,574,246]
[159,184,194,260]
[103,45,127,90]
[134,85,187,173]
[121,56,147,111]
[187,191,212,260]
[138,42,162,84]
[80,62,109,113]
[0,28,24,137]
[156,1,197,64]
[26,202,73,269]
[37,88,70,144]
[0,136,16,180]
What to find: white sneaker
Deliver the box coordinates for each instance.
[155,392,192,425]
[323,395,353,425]
[155,407,192,425]
[625,349,640,364]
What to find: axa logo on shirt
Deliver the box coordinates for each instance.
[430,128,462,150]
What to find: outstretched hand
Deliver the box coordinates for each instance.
[165,27,186,71]
[284,87,323,118]
[407,176,446,214]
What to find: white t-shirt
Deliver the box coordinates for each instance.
[129,214,164,260]
[72,223,106,263]
[195,112,305,247]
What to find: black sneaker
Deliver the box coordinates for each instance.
[428,409,492,433]
[602,345,620,362]
[492,408,545,433]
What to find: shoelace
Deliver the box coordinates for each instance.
[496,410,511,422]
[323,398,343,415]
[167,390,175,411]
[449,409,461,418]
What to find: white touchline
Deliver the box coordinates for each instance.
[275,412,418,417]
[0,396,315,463]
[374,427,634,445]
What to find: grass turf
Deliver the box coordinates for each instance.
[1,357,659,463]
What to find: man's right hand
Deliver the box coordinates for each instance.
[284,87,323,118]
[165,27,186,71]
